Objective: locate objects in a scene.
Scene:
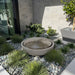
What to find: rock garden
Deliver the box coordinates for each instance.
[0,23,75,75]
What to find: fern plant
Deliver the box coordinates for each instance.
[45,50,64,65]
[7,50,29,67]
[0,43,14,56]
[22,61,49,75]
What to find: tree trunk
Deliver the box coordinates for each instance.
[72,17,75,31]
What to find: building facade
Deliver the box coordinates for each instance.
[18,0,70,35]
[0,0,70,36]
[0,0,20,36]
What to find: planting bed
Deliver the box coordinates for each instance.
[0,39,75,75]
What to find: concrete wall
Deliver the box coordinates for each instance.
[18,0,33,33]
[18,0,72,35]
[33,0,71,35]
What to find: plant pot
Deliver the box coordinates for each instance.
[61,27,75,42]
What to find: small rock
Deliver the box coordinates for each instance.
[34,56,39,61]
[40,58,45,62]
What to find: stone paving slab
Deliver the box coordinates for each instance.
[0,65,9,75]
[61,58,75,75]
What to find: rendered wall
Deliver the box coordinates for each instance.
[18,0,33,33]
[33,0,71,35]
[18,0,72,35]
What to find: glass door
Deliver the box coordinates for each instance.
[0,0,15,36]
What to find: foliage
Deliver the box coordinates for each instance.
[45,50,64,65]
[11,34,23,43]
[7,50,29,67]
[55,39,62,44]
[29,31,35,37]
[30,24,45,34]
[36,33,40,37]
[60,46,70,54]
[66,43,75,49]
[0,43,14,56]
[61,0,75,21]
[0,37,6,45]
[26,24,45,34]
[23,61,48,75]
[47,27,56,36]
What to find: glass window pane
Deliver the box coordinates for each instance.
[0,0,15,36]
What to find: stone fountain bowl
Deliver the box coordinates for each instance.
[21,37,54,56]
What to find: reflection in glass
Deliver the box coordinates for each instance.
[0,0,14,36]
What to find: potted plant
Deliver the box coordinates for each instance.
[61,0,75,41]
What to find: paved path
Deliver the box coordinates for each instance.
[61,58,75,75]
[0,66,9,75]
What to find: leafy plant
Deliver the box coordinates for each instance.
[0,37,6,45]
[0,43,14,56]
[11,34,23,43]
[26,24,45,34]
[29,31,35,37]
[55,39,62,44]
[61,0,75,30]
[23,61,48,75]
[47,27,56,36]
[60,46,70,54]
[45,50,64,65]
[7,50,29,67]
[36,33,40,37]
[61,0,75,20]
[66,43,75,49]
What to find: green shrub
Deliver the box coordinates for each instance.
[22,33,26,37]
[29,31,35,37]
[61,0,75,21]
[55,39,62,44]
[66,43,75,49]
[0,37,6,44]
[7,50,29,67]
[47,27,56,36]
[36,27,45,34]
[0,43,14,56]
[11,34,23,43]
[23,61,48,75]
[45,50,64,65]
[60,46,69,54]
[36,33,40,37]
[26,24,45,34]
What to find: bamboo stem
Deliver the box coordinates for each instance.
[72,17,75,31]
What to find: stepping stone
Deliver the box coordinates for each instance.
[61,58,75,75]
[0,66,9,75]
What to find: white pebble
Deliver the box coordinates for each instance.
[34,56,39,61]
[40,58,45,62]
